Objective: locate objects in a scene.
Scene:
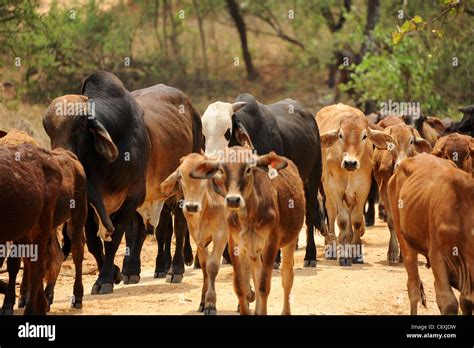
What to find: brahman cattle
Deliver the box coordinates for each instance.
[191,147,305,315]
[446,105,474,137]
[43,71,201,293]
[372,124,431,265]
[0,144,63,314]
[388,154,474,314]
[202,93,324,268]
[431,133,474,175]
[317,104,394,266]
[0,129,87,310]
[161,153,228,315]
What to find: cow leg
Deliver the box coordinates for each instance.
[323,189,337,260]
[196,245,209,313]
[44,239,63,312]
[222,244,232,264]
[122,213,146,285]
[337,203,353,266]
[386,212,400,265]
[18,260,30,308]
[281,241,296,315]
[229,236,251,315]
[203,230,227,315]
[303,181,318,267]
[255,236,279,315]
[166,208,186,284]
[431,255,459,315]
[70,219,85,309]
[459,294,473,315]
[0,253,21,315]
[154,208,172,278]
[184,228,194,266]
[402,243,426,315]
[24,250,48,315]
[350,207,365,264]
[364,176,377,226]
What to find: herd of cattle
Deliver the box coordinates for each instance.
[0,71,472,315]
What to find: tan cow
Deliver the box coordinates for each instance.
[160,153,228,315]
[372,124,431,265]
[431,133,474,176]
[191,147,305,315]
[317,104,394,265]
[388,154,474,315]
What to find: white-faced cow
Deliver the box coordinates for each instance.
[202,93,324,268]
[317,104,394,266]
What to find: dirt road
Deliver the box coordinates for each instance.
[5,214,446,315]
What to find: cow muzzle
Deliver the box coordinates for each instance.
[184,202,201,214]
[342,159,359,171]
[225,195,243,210]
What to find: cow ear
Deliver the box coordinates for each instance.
[190,160,220,179]
[232,117,254,149]
[256,152,287,171]
[414,137,432,154]
[160,170,181,198]
[320,129,339,148]
[368,129,395,149]
[88,119,118,162]
[0,130,7,138]
[232,102,246,113]
[431,136,447,157]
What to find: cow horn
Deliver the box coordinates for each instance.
[232,102,246,113]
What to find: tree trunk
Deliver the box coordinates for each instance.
[359,0,380,60]
[226,0,258,81]
[192,0,209,95]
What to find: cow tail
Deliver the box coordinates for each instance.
[45,228,63,283]
[420,281,427,309]
[189,102,203,153]
[61,224,71,260]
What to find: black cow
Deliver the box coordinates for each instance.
[446,105,474,137]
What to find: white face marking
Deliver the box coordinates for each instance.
[202,101,233,157]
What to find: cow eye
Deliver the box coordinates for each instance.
[362,134,367,140]
[339,133,343,139]
[410,139,414,145]
[224,128,231,141]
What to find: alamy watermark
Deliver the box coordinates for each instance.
[0,242,38,262]
[380,99,420,117]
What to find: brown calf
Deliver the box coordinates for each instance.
[0,144,63,314]
[388,154,474,315]
[191,147,305,315]
[161,153,228,315]
[372,124,431,265]
[431,133,474,176]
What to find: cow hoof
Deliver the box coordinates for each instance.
[113,266,122,285]
[303,260,317,267]
[154,271,167,278]
[325,254,337,260]
[71,301,82,309]
[198,303,205,312]
[273,262,280,270]
[91,283,100,295]
[98,283,114,294]
[339,257,352,266]
[122,274,130,284]
[352,256,364,264]
[387,255,400,265]
[18,297,28,308]
[204,307,217,315]
[166,274,183,284]
[0,308,14,315]
[123,274,140,285]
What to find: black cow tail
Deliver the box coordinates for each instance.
[61,223,71,261]
[190,103,202,153]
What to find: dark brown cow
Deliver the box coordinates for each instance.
[372,124,431,265]
[191,147,305,315]
[0,144,63,315]
[0,129,87,310]
[431,133,474,176]
[388,154,474,315]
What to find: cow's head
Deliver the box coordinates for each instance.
[160,153,210,214]
[383,124,431,170]
[43,95,118,162]
[190,147,287,211]
[320,115,394,171]
[431,133,474,174]
[201,101,249,157]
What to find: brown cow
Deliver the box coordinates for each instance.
[0,129,87,310]
[0,144,63,315]
[317,104,394,266]
[431,133,474,176]
[160,153,228,315]
[372,124,431,265]
[191,147,305,315]
[388,154,474,315]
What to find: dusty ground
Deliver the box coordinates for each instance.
[3,212,447,315]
